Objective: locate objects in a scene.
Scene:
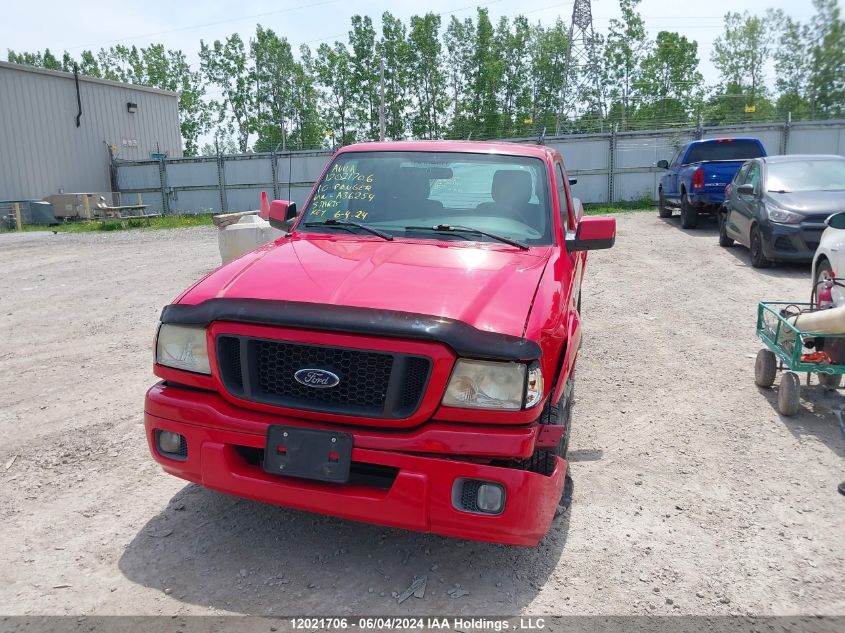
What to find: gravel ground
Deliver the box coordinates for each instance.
[1,214,843,617]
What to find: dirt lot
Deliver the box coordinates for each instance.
[1,213,843,617]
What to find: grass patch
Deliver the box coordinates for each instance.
[5,213,216,234]
[584,201,656,215]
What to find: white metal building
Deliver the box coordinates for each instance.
[0,61,182,201]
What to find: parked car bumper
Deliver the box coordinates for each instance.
[144,382,564,547]
[760,221,824,262]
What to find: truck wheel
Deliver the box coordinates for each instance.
[750,225,772,268]
[517,374,575,475]
[755,349,777,387]
[680,193,699,229]
[818,372,842,389]
[658,190,672,218]
[778,372,801,416]
[718,209,734,247]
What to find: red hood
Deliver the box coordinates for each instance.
[179,236,550,338]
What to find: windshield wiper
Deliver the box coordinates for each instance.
[404,224,528,250]
[304,219,393,241]
[771,189,791,194]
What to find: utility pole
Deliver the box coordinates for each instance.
[379,58,386,142]
[557,0,605,135]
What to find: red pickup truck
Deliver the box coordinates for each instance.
[145,141,615,546]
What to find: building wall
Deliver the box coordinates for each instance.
[0,61,182,201]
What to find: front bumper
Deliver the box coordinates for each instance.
[145,382,565,546]
[760,221,824,262]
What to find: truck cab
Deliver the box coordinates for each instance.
[145,141,615,546]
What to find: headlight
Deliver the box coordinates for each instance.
[442,359,538,410]
[767,205,802,224]
[155,324,210,374]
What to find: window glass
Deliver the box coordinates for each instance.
[766,159,845,193]
[670,147,684,167]
[735,163,751,185]
[685,140,764,163]
[748,163,761,191]
[555,164,569,231]
[302,151,553,245]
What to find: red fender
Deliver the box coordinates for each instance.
[552,310,581,404]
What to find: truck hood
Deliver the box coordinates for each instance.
[179,236,551,338]
[765,190,845,215]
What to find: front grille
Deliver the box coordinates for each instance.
[216,335,431,419]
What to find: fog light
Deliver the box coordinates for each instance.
[476,483,505,513]
[156,430,186,458]
[452,479,506,515]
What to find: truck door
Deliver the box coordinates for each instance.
[733,161,760,244]
[664,146,685,202]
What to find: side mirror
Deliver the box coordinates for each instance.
[737,183,755,196]
[657,160,669,169]
[268,200,298,230]
[566,216,616,252]
[826,212,845,229]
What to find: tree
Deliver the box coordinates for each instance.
[199,34,256,152]
[408,13,446,139]
[710,11,771,121]
[313,42,355,145]
[376,12,411,139]
[527,20,569,136]
[770,10,812,118]
[637,31,703,126]
[496,15,533,137]
[467,8,502,139]
[443,16,476,139]
[807,0,845,117]
[603,0,649,129]
[251,25,297,151]
[348,15,379,140]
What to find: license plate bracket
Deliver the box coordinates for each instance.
[263,425,353,483]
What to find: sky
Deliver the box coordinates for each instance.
[3,0,822,86]
[1,0,825,148]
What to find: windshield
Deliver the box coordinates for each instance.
[685,140,764,164]
[300,151,552,246]
[766,159,845,193]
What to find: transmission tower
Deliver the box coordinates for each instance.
[556,0,605,135]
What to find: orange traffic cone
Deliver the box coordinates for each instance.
[259,191,270,220]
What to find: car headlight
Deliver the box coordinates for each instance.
[155,324,210,374]
[442,359,542,410]
[767,205,802,224]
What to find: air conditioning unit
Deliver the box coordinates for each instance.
[43,192,116,219]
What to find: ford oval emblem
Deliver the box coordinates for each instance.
[294,368,340,389]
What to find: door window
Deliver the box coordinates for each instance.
[555,164,570,231]
[735,163,751,185]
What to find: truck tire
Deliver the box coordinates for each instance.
[718,208,734,247]
[750,225,772,268]
[778,371,801,416]
[516,374,574,476]
[680,193,699,229]
[754,349,777,388]
[658,190,672,218]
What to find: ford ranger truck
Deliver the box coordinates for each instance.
[145,141,616,546]
[657,137,766,229]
